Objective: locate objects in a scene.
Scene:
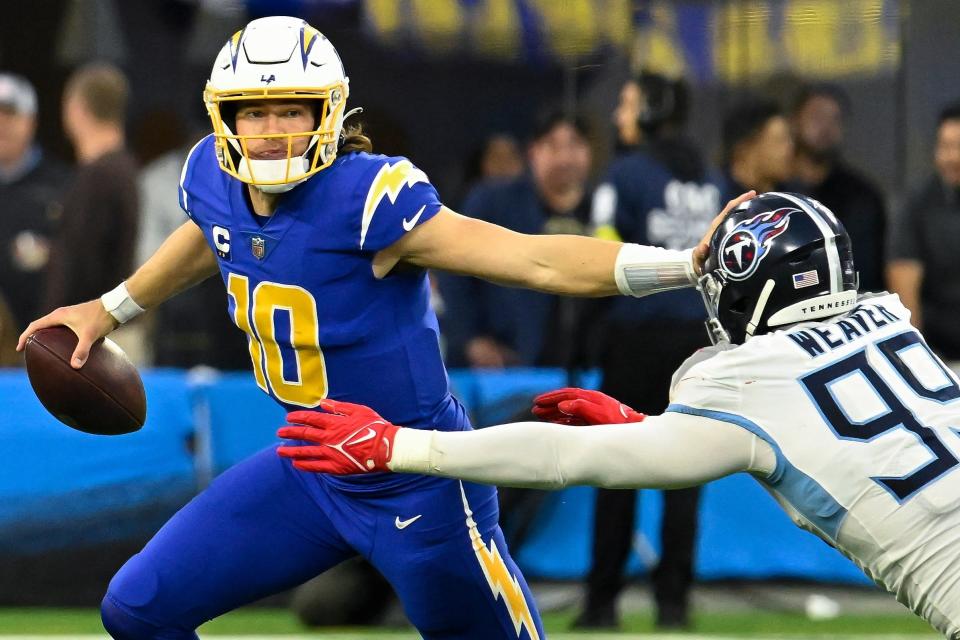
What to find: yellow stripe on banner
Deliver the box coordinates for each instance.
[367,0,402,37]
[474,0,520,60]
[459,483,540,640]
[412,0,461,52]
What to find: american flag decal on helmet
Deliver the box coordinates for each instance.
[793,270,819,289]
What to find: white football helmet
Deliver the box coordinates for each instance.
[204,16,349,193]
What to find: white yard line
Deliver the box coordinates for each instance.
[0,635,940,640]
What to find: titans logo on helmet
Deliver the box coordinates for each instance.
[719,207,797,280]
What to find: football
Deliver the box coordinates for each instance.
[24,326,146,435]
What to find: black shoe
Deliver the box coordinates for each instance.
[571,604,619,630]
[655,605,691,630]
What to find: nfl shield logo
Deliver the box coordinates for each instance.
[251,236,265,259]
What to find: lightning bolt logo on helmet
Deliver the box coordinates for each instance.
[719,207,797,281]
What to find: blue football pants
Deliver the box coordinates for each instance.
[100,444,545,639]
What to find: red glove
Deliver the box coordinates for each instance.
[532,388,646,426]
[276,399,400,474]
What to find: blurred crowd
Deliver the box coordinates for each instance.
[3,59,960,629]
[7,65,960,369]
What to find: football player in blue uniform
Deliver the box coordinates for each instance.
[18,16,752,640]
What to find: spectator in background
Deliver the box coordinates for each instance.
[790,83,887,291]
[0,73,70,336]
[477,133,524,182]
[136,135,248,369]
[581,71,722,631]
[44,63,138,312]
[437,110,593,368]
[720,99,794,197]
[888,103,960,361]
[451,133,526,212]
[611,74,644,153]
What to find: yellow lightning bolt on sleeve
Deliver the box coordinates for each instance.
[360,160,429,249]
[460,483,541,640]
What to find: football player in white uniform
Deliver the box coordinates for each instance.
[280,192,960,638]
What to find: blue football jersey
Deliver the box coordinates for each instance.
[178,136,470,476]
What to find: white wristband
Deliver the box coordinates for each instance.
[387,428,435,473]
[614,243,697,298]
[100,282,145,324]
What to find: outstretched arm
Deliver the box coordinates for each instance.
[373,192,755,298]
[391,413,772,489]
[276,400,775,490]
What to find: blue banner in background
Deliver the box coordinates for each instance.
[0,368,867,584]
[0,370,196,553]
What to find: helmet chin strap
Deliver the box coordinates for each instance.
[745,279,776,339]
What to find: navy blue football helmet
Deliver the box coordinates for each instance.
[699,192,858,345]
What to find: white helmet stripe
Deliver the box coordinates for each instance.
[745,278,776,338]
[770,192,842,293]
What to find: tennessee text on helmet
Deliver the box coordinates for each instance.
[698,192,858,345]
[204,16,350,193]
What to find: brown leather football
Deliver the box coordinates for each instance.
[24,326,146,435]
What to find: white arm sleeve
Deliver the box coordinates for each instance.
[390,412,776,489]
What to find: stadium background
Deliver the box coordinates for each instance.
[0,0,957,637]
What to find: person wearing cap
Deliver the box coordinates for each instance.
[43,63,138,314]
[0,72,70,339]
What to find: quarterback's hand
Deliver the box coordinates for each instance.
[15,299,118,369]
[276,399,400,474]
[532,388,646,426]
[693,190,756,276]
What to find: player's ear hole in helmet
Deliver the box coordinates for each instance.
[698,192,859,345]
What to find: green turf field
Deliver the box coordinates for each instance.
[0,608,940,638]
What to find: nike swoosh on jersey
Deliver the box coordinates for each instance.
[402,205,427,232]
[360,160,429,248]
[395,514,423,529]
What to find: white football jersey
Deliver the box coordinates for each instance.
[669,293,960,638]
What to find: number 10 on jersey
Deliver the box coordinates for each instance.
[227,273,328,407]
